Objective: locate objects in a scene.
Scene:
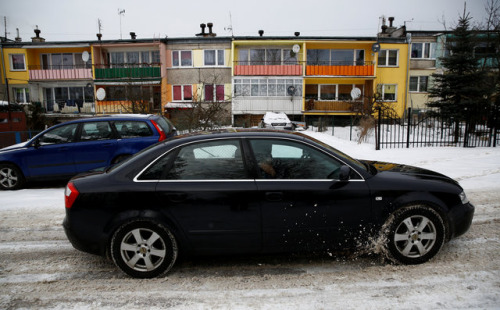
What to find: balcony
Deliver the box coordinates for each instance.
[304,100,354,113]
[306,61,374,76]
[29,65,92,81]
[94,64,161,80]
[234,61,302,76]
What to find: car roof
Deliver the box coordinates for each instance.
[58,114,157,124]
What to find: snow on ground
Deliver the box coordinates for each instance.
[1,130,500,309]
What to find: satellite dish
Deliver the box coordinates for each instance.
[371,43,381,53]
[351,88,362,100]
[292,44,300,53]
[287,85,296,96]
[82,51,90,62]
[96,88,106,101]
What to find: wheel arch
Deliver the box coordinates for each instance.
[102,209,188,259]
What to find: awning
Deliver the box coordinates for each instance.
[165,102,194,109]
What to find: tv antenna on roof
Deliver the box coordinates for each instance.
[118,9,125,39]
[224,11,234,37]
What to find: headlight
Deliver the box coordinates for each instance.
[459,191,469,204]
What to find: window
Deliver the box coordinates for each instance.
[378,49,398,66]
[204,50,225,66]
[114,121,153,138]
[44,86,94,110]
[249,139,343,179]
[411,43,436,59]
[173,85,193,101]
[409,76,428,92]
[38,123,78,145]
[305,84,363,101]
[80,122,113,141]
[139,140,247,180]
[377,84,397,101]
[238,48,299,65]
[307,49,364,66]
[10,54,26,71]
[13,88,30,103]
[110,51,160,67]
[234,78,302,97]
[204,85,225,101]
[172,50,192,67]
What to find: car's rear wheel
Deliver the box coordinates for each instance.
[111,220,178,278]
[383,205,445,265]
[0,163,26,190]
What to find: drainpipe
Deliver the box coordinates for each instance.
[404,32,411,118]
[0,44,12,129]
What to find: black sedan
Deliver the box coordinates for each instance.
[63,129,474,278]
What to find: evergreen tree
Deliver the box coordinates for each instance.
[428,11,489,123]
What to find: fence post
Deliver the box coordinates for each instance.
[15,132,21,144]
[376,107,381,150]
[406,108,412,148]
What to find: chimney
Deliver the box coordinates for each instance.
[207,23,213,34]
[388,17,394,28]
[31,26,45,42]
[130,32,136,40]
[200,23,206,35]
[196,23,215,37]
[96,33,102,41]
[294,32,300,37]
[258,30,264,37]
[15,28,22,42]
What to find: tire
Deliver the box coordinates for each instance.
[383,205,446,265]
[110,220,178,278]
[0,163,26,190]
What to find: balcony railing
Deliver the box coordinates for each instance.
[306,61,374,76]
[234,61,302,76]
[94,63,161,80]
[304,100,354,113]
[29,65,92,80]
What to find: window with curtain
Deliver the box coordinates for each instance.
[173,85,192,101]
[377,84,397,101]
[10,54,26,70]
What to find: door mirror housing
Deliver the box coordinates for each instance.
[339,165,351,181]
[32,139,41,149]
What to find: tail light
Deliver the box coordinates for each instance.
[150,120,167,142]
[65,182,79,209]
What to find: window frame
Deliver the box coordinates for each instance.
[411,42,436,59]
[233,78,302,97]
[203,49,225,66]
[172,50,193,67]
[409,76,428,93]
[9,54,26,71]
[172,85,193,101]
[13,87,30,103]
[378,49,399,67]
[377,84,398,101]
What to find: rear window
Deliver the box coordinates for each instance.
[153,116,174,133]
[114,121,153,138]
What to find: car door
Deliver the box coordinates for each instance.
[113,120,158,154]
[152,139,261,255]
[248,138,372,253]
[25,123,79,178]
[71,121,119,172]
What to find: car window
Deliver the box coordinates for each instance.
[138,140,248,180]
[80,122,113,141]
[153,116,174,133]
[38,123,78,145]
[114,121,152,138]
[249,139,343,179]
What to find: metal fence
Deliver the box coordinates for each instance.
[376,108,499,149]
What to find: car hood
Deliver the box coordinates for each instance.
[364,160,459,186]
[0,141,29,152]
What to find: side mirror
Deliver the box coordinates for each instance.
[32,139,41,149]
[338,165,351,181]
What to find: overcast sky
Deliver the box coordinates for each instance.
[0,0,492,42]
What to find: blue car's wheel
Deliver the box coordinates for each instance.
[0,164,25,190]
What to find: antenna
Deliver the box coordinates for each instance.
[224,11,234,37]
[97,18,103,34]
[118,8,125,39]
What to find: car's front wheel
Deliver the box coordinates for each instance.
[110,220,178,278]
[383,205,446,265]
[0,163,26,190]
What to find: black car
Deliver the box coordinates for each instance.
[63,129,474,278]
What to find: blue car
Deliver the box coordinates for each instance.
[0,114,176,190]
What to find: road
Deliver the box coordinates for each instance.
[0,187,499,309]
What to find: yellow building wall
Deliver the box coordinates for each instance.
[26,47,92,67]
[3,48,29,85]
[375,43,409,117]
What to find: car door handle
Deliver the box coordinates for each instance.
[265,192,283,202]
